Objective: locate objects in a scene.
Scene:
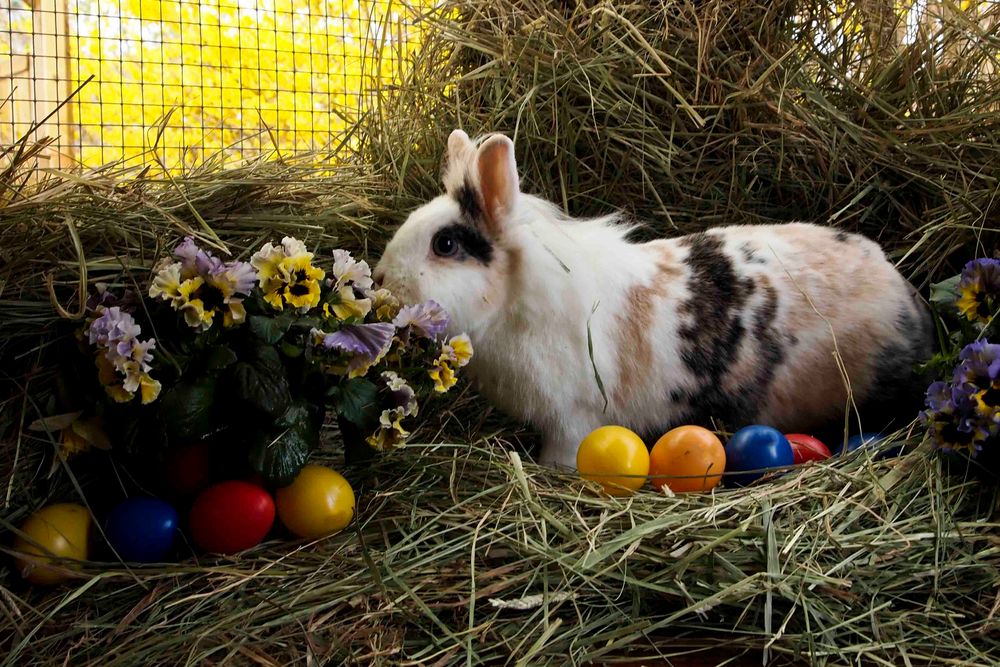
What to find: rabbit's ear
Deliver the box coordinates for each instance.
[476,134,519,237]
[448,129,473,161]
[443,129,475,192]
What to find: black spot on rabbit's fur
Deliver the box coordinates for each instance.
[456,179,483,222]
[834,230,850,243]
[668,236,787,431]
[673,233,757,425]
[749,280,784,393]
[739,241,766,264]
[677,233,751,375]
[856,300,933,431]
[438,222,494,265]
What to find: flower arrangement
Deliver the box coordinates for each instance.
[55,236,472,484]
[921,257,999,469]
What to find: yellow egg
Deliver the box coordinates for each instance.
[577,426,650,496]
[14,503,90,585]
[276,465,355,539]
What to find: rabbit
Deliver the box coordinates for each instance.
[373,130,934,469]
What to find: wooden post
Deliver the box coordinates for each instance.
[0,12,33,150]
[30,0,74,167]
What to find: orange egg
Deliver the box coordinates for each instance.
[649,426,726,493]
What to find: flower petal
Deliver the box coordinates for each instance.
[393,300,450,340]
[315,322,395,363]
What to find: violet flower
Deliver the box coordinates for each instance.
[393,300,449,341]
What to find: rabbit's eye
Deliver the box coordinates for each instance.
[431,230,459,258]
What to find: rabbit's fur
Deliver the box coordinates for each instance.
[374,130,933,468]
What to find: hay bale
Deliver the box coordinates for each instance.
[1,0,999,664]
[2,444,999,665]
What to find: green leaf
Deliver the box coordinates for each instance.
[336,377,380,430]
[586,301,609,413]
[929,275,961,308]
[248,400,323,485]
[205,345,238,371]
[249,313,295,345]
[158,376,217,440]
[280,341,303,358]
[229,344,292,420]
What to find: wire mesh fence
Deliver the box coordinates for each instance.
[0,1,993,173]
[1,0,431,171]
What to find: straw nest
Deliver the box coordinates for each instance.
[2,1,999,664]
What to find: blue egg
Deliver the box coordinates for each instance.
[724,425,794,487]
[105,497,179,563]
[843,432,902,459]
[845,432,882,453]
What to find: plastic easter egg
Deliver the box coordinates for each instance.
[845,432,882,453]
[189,481,275,554]
[577,426,650,496]
[844,432,902,459]
[276,465,355,539]
[163,441,212,498]
[14,503,90,585]
[104,498,179,563]
[649,426,726,493]
[785,434,832,464]
[724,425,793,487]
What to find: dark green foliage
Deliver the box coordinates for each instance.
[228,343,293,422]
[158,375,218,441]
[247,400,324,486]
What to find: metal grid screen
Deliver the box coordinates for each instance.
[1,0,429,171]
[1,2,976,172]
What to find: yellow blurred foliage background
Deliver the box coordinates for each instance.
[1,1,986,171]
[1,0,432,169]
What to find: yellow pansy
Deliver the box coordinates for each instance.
[149,261,183,302]
[429,362,457,393]
[278,253,325,311]
[176,277,214,331]
[139,374,162,404]
[224,301,247,328]
[366,406,411,451]
[447,335,473,367]
[331,285,372,321]
[251,241,286,295]
[372,288,401,321]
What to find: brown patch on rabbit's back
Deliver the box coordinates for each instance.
[612,244,681,408]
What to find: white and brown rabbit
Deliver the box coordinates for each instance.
[373,130,933,469]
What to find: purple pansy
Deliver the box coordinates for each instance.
[313,322,395,362]
[87,307,142,349]
[392,300,449,341]
[222,259,258,296]
[382,371,417,416]
[924,340,1000,455]
[954,340,1000,387]
[174,236,224,278]
[957,258,1000,325]
[84,306,160,403]
[925,381,954,413]
[86,283,138,312]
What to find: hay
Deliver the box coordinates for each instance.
[2,443,999,665]
[2,0,1000,664]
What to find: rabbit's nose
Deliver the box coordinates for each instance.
[372,268,386,285]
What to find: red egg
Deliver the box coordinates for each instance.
[163,442,212,498]
[785,433,832,464]
[189,481,275,554]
